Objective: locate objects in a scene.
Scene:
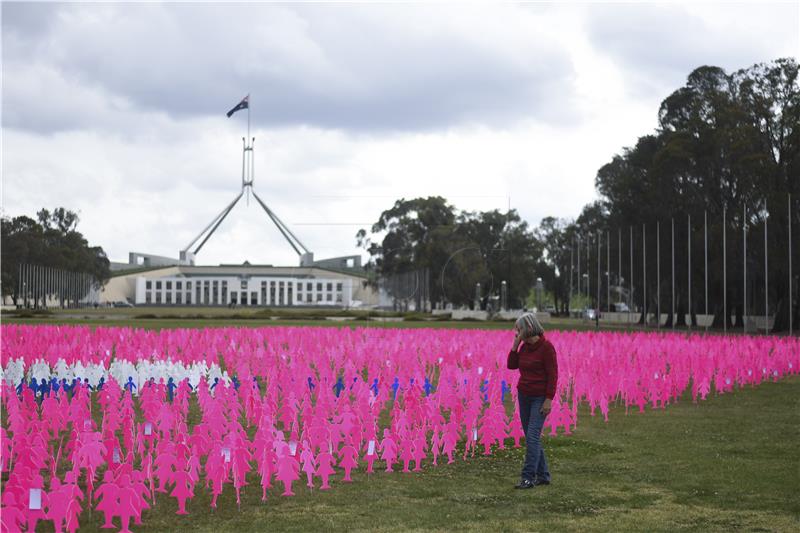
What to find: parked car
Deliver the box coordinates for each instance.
[544,305,556,314]
[613,302,630,312]
[112,301,134,308]
[583,308,597,320]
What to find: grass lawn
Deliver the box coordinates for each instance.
[28,375,796,533]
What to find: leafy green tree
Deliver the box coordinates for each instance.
[1,208,111,305]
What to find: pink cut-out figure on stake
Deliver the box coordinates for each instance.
[299,444,316,488]
[379,429,398,472]
[429,427,442,466]
[338,443,358,482]
[275,453,300,496]
[399,434,414,473]
[171,464,195,515]
[412,430,427,471]
[115,474,139,533]
[442,423,459,464]
[1,492,27,533]
[93,471,119,529]
[363,438,378,474]
[314,451,336,490]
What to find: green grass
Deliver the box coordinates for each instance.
[21,376,799,532]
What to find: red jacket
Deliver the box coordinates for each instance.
[507,334,558,399]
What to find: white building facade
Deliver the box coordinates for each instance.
[135,275,353,307]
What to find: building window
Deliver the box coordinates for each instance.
[176,281,182,290]
[166,281,172,290]
[186,281,192,290]
[306,294,312,303]
[166,292,172,304]
[251,291,257,305]
[176,292,182,304]
[307,282,312,291]
[156,293,162,304]
[186,293,192,305]
[326,293,332,302]
[146,281,152,290]
[317,282,323,292]
[327,282,333,292]
[145,292,152,304]
[156,281,162,290]
[241,280,247,290]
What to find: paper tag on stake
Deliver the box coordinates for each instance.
[113,448,121,464]
[477,366,483,375]
[368,440,376,455]
[144,422,153,436]
[29,488,42,510]
[472,428,478,441]
[289,441,297,456]
[222,447,231,463]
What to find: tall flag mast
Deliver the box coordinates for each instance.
[179,95,313,266]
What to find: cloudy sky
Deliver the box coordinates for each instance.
[2,2,798,266]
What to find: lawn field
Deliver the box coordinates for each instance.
[18,375,799,532]
[2,318,797,532]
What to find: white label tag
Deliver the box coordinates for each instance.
[329,442,333,454]
[29,488,42,510]
[368,440,376,455]
[222,447,231,463]
[144,422,153,436]
[113,448,121,463]
[289,441,297,456]
[438,357,443,364]
[477,366,483,375]
[472,428,478,441]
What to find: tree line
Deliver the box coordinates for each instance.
[1,208,111,306]
[356,58,799,331]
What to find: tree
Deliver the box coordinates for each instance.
[1,208,111,306]
[357,198,543,309]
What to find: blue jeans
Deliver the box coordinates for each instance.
[518,392,550,482]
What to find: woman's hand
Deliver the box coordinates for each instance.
[511,333,522,351]
[540,398,552,416]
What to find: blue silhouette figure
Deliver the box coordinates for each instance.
[424,377,433,396]
[167,377,177,401]
[334,377,345,397]
[125,376,137,395]
[391,377,400,400]
[210,377,220,390]
[97,377,106,391]
[370,378,379,396]
[307,377,315,391]
[232,376,240,390]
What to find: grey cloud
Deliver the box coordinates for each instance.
[2,3,578,134]
[585,3,799,97]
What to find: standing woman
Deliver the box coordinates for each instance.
[507,312,558,489]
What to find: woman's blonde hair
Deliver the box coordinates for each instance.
[515,312,544,338]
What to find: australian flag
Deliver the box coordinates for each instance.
[226,95,249,118]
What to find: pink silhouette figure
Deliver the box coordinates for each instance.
[380,430,398,472]
[171,466,195,515]
[94,471,119,529]
[315,451,336,490]
[299,445,316,488]
[338,443,359,482]
[275,453,300,496]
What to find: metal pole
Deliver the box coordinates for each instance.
[704,210,708,331]
[764,200,768,333]
[629,226,633,327]
[618,227,621,312]
[688,214,692,329]
[724,206,727,333]
[671,217,675,330]
[569,239,573,314]
[790,194,793,336]
[743,203,747,333]
[597,231,601,314]
[657,221,660,329]
[577,236,581,300]
[643,224,647,327]
[607,229,610,313]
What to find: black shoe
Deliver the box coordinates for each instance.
[533,478,550,486]
[514,479,534,490]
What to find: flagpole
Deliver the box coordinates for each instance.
[247,93,251,142]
